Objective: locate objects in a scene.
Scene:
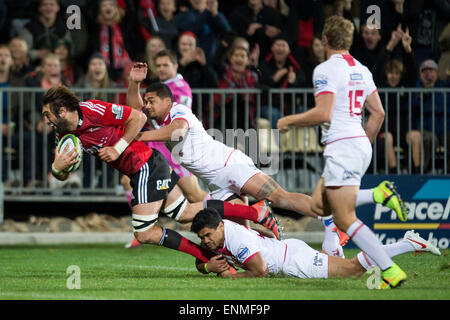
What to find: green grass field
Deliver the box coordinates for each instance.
[0,243,449,300]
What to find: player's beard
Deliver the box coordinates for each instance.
[54,117,72,133]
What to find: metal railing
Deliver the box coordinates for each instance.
[0,87,448,210]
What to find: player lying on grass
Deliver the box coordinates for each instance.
[126,69,409,249]
[41,85,281,263]
[191,208,440,289]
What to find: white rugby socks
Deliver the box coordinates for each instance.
[320,215,344,257]
[347,219,393,270]
[357,241,414,270]
[355,189,374,207]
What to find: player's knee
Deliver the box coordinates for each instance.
[134,228,158,244]
[132,213,159,244]
[161,194,188,222]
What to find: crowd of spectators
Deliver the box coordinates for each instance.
[0,0,449,186]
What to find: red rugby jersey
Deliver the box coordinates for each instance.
[58,99,152,176]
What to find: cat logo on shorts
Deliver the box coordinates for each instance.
[156,178,171,190]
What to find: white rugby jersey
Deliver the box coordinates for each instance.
[215,220,287,274]
[151,103,235,183]
[312,53,377,145]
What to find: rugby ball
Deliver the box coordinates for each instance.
[57,133,83,173]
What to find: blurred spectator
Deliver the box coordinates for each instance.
[259,35,306,128]
[175,0,232,64]
[18,0,71,65]
[214,45,259,129]
[88,0,139,82]
[177,31,218,89]
[140,0,179,49]
[0,45,15,182]
[351,23,391,86]
[73,52,117,188]
[156,0,179,49]
[229,0,283,61]
[438,23,450,82]
[145,35,167,84]
[154,49,193,108]
[381,26,417,87]
[403,0,450,64]
[373,58,417,173]
[407,59,450,173]
[52,38,82,87]
[136,0,158,43]
[213,35,260,76]
[359,0,406,46]
[75,53,117,102]
[302,36,325,88]
[18,53,68,187]
[284,0,324,63]
[8,37,34,80]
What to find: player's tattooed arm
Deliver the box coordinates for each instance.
[255,178,280,200]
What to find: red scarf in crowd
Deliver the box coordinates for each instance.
[99,24,132,69]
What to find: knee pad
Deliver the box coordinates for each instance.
[161,195,188,221]
[132,213,158,232]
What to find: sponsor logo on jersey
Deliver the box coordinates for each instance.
[314,73,328,89]
[111,104,124,120]
[156,178,171,190]
[89,127,101,132]
[350,73,363,80]
[237,244,250,260]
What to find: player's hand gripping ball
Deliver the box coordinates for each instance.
[57,134,83,173]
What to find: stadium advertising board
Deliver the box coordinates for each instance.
[348,175,450,249]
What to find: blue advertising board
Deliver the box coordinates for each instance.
[347,175,450,249]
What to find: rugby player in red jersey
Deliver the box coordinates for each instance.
[41,86,280,268]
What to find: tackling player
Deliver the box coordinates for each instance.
[277,16,407,289]
[126,71,408,253]
[41,86,282,264]
[190,208,440,282]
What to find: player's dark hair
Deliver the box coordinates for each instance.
[145,82,174,102]
[154,49,178,65]
[42,85,81,116]
[191,208,223,234]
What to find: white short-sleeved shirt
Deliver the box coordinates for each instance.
[215,220,287,274]
[151,103,237,185]
[313,53,377,145]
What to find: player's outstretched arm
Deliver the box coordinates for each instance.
[277,93,335,132]
[363,91,385,143]
[126,62,147,110]
[137,119,188,143]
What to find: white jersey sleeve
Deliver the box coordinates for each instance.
[313,63,340,97]
[223,220,260,265]
[170,103,192,128]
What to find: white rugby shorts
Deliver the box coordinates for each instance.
[208,149,261,200]
[322,136,372,187]
[281,239,329,279]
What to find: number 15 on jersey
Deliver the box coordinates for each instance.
[349,89,364,117]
